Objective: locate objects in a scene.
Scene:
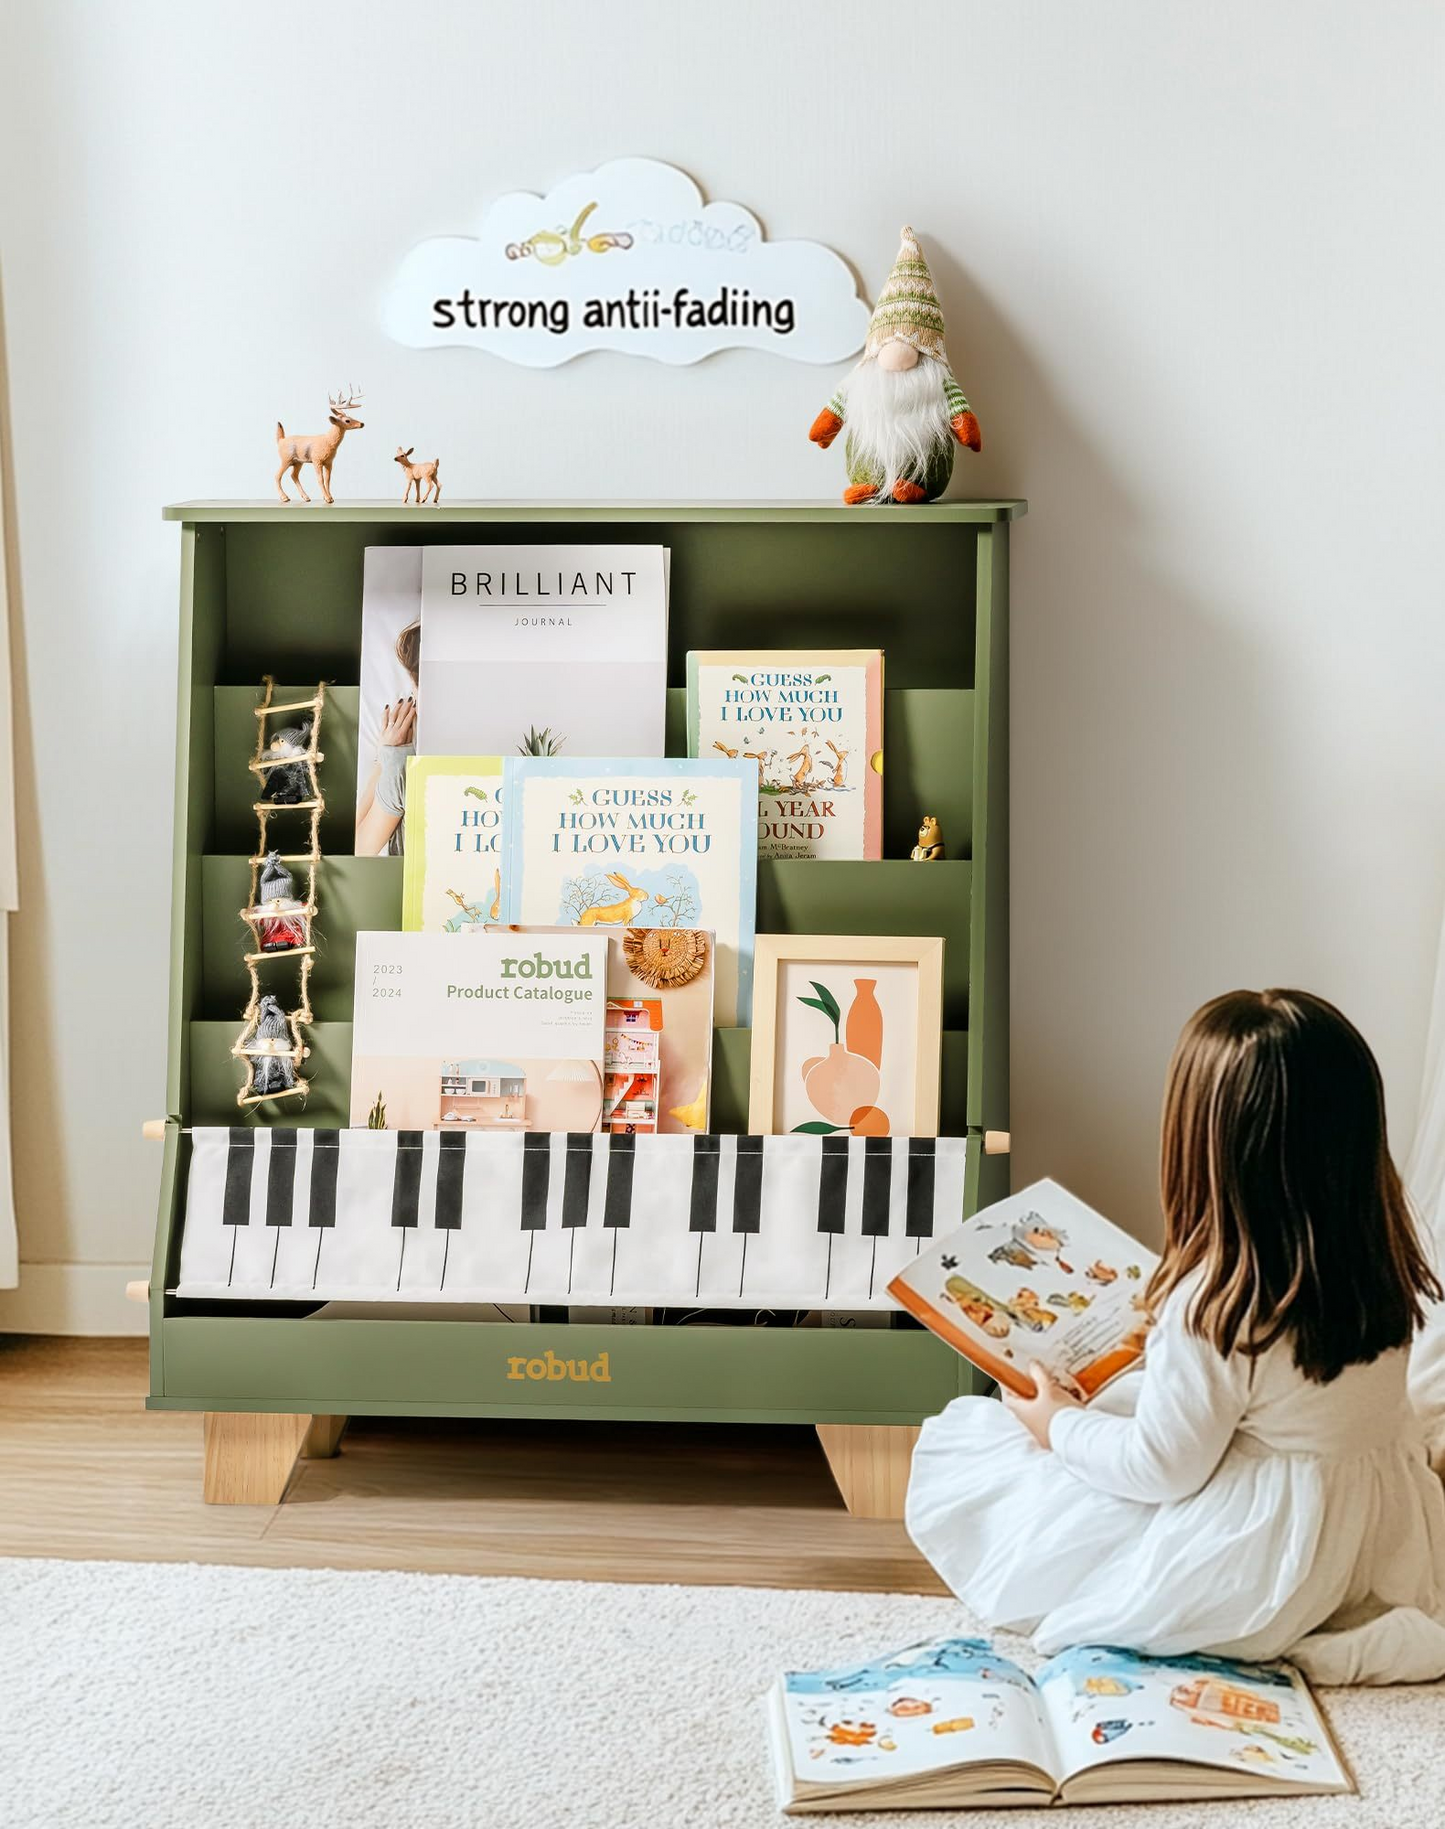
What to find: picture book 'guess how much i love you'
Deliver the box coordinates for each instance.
[401,756,504,932]
[888,1180,1161,1398]
[686,649,883,861]
[499,756,757,1027]
[768,1638,1350,1811]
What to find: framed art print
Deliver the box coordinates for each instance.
[747,935,943,1137]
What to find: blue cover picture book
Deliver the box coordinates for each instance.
[766,1638,1350,1813]
[500,756,757,1026]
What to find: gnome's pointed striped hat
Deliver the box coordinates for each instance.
[865,225,947,361]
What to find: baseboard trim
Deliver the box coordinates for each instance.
[0,1262,149,1336]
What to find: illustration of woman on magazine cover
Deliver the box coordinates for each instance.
[355,619,418,857]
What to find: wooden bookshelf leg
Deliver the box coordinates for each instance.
[302,1414,347,1459]
[202,1411,313,1505]
[815,1424,920,1520]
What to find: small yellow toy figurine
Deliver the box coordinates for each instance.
[911,815,945,862]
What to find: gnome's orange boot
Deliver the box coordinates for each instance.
[891,480,929,504]
[842,483,876,504]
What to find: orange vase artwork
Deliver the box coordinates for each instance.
[794,977,889,1135]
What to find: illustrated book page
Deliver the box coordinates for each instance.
[416,544,668,760]
[686,649,883,860]
[1038,1646,1351,1802]
[769,1637,1057,1812]
[498,756,757,1027]
[350,930,607,1133]
[487,924,715,1135]
[887,1178,1160,1398]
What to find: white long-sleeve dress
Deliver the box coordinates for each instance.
[905,1279,1445,1685]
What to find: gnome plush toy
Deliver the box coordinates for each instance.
[809,226,981,504]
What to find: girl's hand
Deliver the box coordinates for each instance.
[1001,1361,1084,1449]
[379,698,417,746]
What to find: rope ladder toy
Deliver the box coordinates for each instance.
[231,676,327,1108]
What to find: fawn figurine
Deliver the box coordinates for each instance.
[275,387,364,504]
[395,446,442,505]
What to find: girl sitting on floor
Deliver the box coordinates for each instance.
[906,988,1445,1685]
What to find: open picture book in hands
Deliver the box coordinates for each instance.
[887,1179,1160,1398]
[768,1638,1351,1812]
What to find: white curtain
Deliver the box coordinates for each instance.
[0,395,15,1288]
[1407,906,1445,1460]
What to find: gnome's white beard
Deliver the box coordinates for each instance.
[842,356,952,492]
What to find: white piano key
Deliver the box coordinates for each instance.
[518,1130,581,1299]
[607,1135,707,1305]
[397,1131,449,1294]
[730,1138,833,1306]
[692,1135,744,1304]
[442,1133,532,1297]
[268,1130,321,1292]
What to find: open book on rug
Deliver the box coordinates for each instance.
[766,1638,1352,1812]
[887,1178,1160,1398]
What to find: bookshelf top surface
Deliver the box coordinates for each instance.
[162,498,1027,525]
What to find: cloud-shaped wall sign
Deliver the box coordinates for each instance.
[381,159,869,368]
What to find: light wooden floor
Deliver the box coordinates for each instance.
[0,1335,944,1594]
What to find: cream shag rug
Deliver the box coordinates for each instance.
[2,1557,1442,1829]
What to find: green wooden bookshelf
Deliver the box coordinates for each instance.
[150,499,1023,1512]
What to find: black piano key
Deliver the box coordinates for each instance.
[861,1137,892,1237]
[308,1130,340,1229]
[222,1128,255,1227]
[265,1129,298,1226]
[603,1131,635,1229]
[816,1133,848,1235]
[520,1132,552,1230]
[906,1137,936,1236]
[689,1134,720,1233]
[732,1135,764,1234]
[434,1131,466,1231]
[561,1135,592,1229]
[390,1132,424,1229]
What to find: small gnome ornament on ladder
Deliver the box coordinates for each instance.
[259,719,314,805]
[249,995,299,1097]
[810,226,981,503]
[252,850,308,953]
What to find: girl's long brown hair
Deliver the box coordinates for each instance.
[1148,988,1440,1383]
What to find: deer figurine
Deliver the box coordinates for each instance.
[578,873,650,926]
[395,446,442,505]
[275,387,364,504]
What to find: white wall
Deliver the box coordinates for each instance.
[0,0,1441,1328]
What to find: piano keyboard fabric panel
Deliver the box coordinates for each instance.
[175,1129,971,1309]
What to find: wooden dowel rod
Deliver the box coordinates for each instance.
[255,698,324,717]
[248,754,324,773]
[124,1279,149,1303]
[141,1118,166,1141]
[239,1082,310,1107]
[984,1130,1011,1155]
